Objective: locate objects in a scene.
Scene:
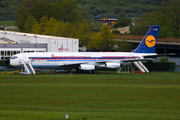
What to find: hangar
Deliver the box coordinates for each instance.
[0,30,79,60]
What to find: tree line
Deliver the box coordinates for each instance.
[15,0,129,52]
[15,0,180,52]
[16,0,79,31]
[0,0,172,20]
[76,0,171,17]
[26,16,120,52]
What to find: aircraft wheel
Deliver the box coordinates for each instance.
[93,70,97,74]
[88,70,92,74]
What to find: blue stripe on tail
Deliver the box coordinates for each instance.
[132,25,160,53]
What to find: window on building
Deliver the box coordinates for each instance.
[7,51,10,56]
[1,51,4,56]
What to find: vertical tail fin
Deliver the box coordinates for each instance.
[132,25,160,53]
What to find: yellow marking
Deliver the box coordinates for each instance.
[145,35,156,47]
[6,70,20,74]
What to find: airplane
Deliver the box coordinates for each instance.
[5,25,160,75]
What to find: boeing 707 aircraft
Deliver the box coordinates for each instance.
[5,25,160,74]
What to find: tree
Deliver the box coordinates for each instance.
[99,25,117,51]
[9,5,19,15]
[87,33,102,51]
[24,15,35,33]
[87,25,119,51]
[113,18,132,28]
[17,0,44,14]
[15,0,78,32]
[31,20,40,34]
[38,16,49,34]
[91,21,102,33]
[77,9,93,22]
[130,25,151,35]
[59,0,78,23]
[53,21,62,36]
[76,21,92,47]
[31,16,48,34]
[147,0,180,38]
[15,12,28,31]
[60,22,73,37]
[69,21,80,38]
[44,17,59,36]
[116,40,133,52]
[16,1,50,32]
[118,10,126,18]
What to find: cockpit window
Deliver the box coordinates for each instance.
[10,56,18,59]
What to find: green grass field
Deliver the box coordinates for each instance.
[0,72,180,120]
[0,21,15,26]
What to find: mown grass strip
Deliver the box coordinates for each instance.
[0,72,180,119]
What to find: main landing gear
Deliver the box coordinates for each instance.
[76,69,97,74]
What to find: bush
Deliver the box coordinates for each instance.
[0,60,15,68]
[0,26,5,30]
[130,25,150,35]
[159,57,169,62]
[112,30,120,34]
[113,18,132,28]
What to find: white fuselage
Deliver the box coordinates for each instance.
[9,52,156,70]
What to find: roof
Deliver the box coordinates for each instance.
[0,37,19,44]
[0,30,72,40]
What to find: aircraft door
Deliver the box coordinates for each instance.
[22,54,29,63]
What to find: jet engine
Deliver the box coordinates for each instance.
[105,62,121,68]
[79,64,95,70]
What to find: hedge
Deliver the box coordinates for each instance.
[0,60,14,68]
[144,62,176,72]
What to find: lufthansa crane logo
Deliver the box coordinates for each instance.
[145,35,156,47]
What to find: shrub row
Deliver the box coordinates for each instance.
[144,62,176,71]
[0,60,14,68]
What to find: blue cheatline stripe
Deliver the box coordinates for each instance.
[30,56,140,61]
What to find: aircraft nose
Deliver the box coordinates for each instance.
[5,58,10,65]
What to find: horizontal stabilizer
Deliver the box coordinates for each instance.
[144,53,176,58]
[121,58,153,63]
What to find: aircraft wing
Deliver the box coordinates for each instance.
[58,58,153,68]
[93,58,153,64]
[120,58,153,63]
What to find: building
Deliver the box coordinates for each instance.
[0,30,79,60]
[94,17,118,26]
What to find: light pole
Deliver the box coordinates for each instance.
[3,27,7,38]
[34,34,39,44]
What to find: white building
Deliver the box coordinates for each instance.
[0,30,79,60]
